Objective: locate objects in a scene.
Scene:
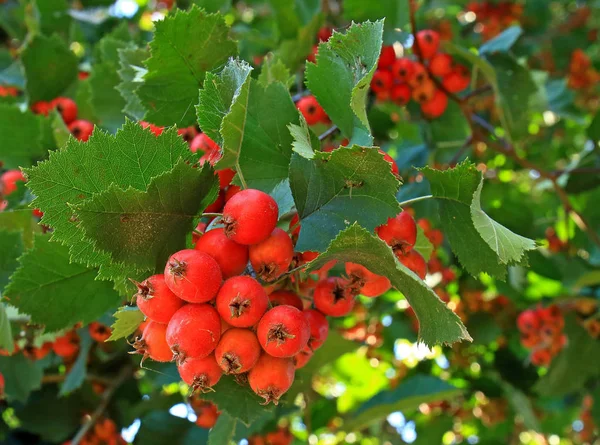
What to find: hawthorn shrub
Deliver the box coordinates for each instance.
[0,0,599,444]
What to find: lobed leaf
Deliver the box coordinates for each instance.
[108,306,145,341]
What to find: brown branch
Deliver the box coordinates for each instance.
[42,374,113,385]
[318,125,339,141]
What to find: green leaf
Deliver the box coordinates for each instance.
[4,234,121,331]
[191,0,232,13]
[479,26,523,54]
[0,210,39,249]
[0,353,43,402]
[344,375,461,431]
[421,161,536,279]
[290,146,401,253]
[59,329,93,396]
[588,110,600,145]
[21,34,77,103]
[73,161,218,272]
[208,411,236,445]
[108,306,145,341]
[414,225,433,262]
[257,54,294,89]
[310,224,471,347]
[90,60,128,132]
[202,376,273,426]
[305,20,383,144]
[342,0,409,39]
[0,230,23,290]
[0,304,14,353]
[135,411,209,445]
[50,110,71,148]
[117,46,148,120]
[33,0,71,37]
[289,116,320,159]
[0,104,47,169]
[138,6,237,127]
[276,13,322,72]
[268,0,301,39]
[499,379,540,431]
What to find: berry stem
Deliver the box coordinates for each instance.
[398,194,433,208]
[202,212,223,218]
[318,125,339,141]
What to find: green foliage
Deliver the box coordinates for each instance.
[0,104,48,168]
[108,306,145,341]
[0,353,43,402]
[59,329,93,396]
[117,46,149,120]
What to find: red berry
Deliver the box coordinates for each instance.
[303,309,329,350]
[378,45,396,70]
[378,150,399,176]
[391,83,411,105]
[216,276,268,327]
[51,97,78,124]
[412,80,436,103]
[313,277,355,317]
[166,304,221,364]
[257,305,310,357]
[68,120,94,142]
[429,53,453,77]
[225,184,241,202]
[289,213,301,239]
[376,211,417,253]
[426,229,444,247]
[391,58,415,82]
[421,90,448,118]
[31,101,52,115]
[517,310,541,333]
[204,190,224,213]
[1,170,25,195]
[345,262,391,297]
[177,126,198,143]
[132,321,172,363]
[192,221,207,245]
[397,250,427,279]
[194,402,220,428]
[215,328,261,374]
[139,121,164,136]
[164,249,222,303]
[317,26,333,42]
[190,133,220,153]
[293,348,313,369]
[248,354,295,404]
[134,274,184,323]
[177,354,222,392]
[195,228,249,279]
[88,322,111,342]
[408,63,428,88]
[52,331,80,358]
[249,228,294,281]
[442,65,470,92]
[269,290,303,310]
[222,189,278,245]
[415,30,440,60]
[530,348,552,367]
[370,70,393,94]
[217,168,235,189]
[297,95,327,125]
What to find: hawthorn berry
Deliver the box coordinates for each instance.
[442,65,471,93]
[166,304,221,364]
[293,348,313,369]
[51,97,77,124]
[408,62,428,88]
[195,228,249,278]
[1,169,25,195]
[31,101,52,115]
[177,126,198,143]
[177,354,222,392]
[132,321,173,363]
[429,53,453,77]
[139,121,164,136]
[68,120,94,142]
[217,168,235,189]
[378,45,397,70]
[397,250,427,279]
[269,290,303,310]
[248,354,295,404]
[376,211,417,253]
[215,328,261,374]
[371,70,393,95]
[164,249,222,303]
[313,277,355,317]
[216,275,268,327]
[134,274,184,323]
[303,309,329,349]
[391,83,411,106]
[421,90,448,118]
[88,322,111,343]
[249,228,294,281]
[412,81,436,103]
[530,348,552,367]
[345,262,391,297]
[204,190,225,213]
[257,305,310,357]
[224,184,241,202]
[190,133,220,153]
[194,402,220,428]
[378,149,399,176]
[297,95,327,125]
[391,58,415,83]
[415,30,440,60]
[222,189,278,245]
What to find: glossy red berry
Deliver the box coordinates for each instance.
[52,331,80,358]
[412,80,436,103]
[397,250,427,279]
[215,328,261,374]
[293,348,313,369]
[216,168,235,189]
[376,211,417,253]
[378,150,399,176]
[313,277,355,317]
[442,65,470,92]
[421,90,448,118]
[408,63,428,88]
[249,228,294,281]
[132,321,172,363]
[257,305,310,357]
[303,309,329,350]
[1,170,25,195]
[224,184,241,202]
[415,30,440,60]
[190,133,220,153]
[391,58,415,83]
[216,276,268,327]
[68,120,94,142]
[345,262,391,297]
[248,354,295,404]
[378,45,396,70]
[51,97,77,124]
[31,101,52,115]
[204,190,224,213]
[164,249,222,303]
[517,310,541,333]
[195,228,249,279]
[166,304,221,364]
[134,274,184,323]
[297,95,327,125]
[370,70,393,94]
[194,402,220,428]
[289,213,301,239]
[222,189,278,245]
[177,354,222,392]
[429,53,453,77]
[269,290,303,310]
[530,348,552,367]
[88,322,111,342]
[391,83,411,105]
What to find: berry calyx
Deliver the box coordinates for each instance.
[131,321,173,363]
[249,228,294,281]
[194,228,249,279]
[164,249,222,303]
[268,290,303,310]
[215,328,261,374]
[313,277,356,317]
[216,276,268,327]
[177,354,222,393]
[248,354,295,405]
[303,309,329,350]
[134,274,184,324]
[166,304,221,364]
[257,305,310,357]
[376,211,417,254]
[89,322,111,342]
[222,189,278,245]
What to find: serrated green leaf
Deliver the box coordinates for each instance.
[117,46,148,120]
[208,411,236,445]
[73,161,218,272]
[0,210,39,248]
[343,0,409,39]
[0,304,14,353]
[414,226,433,262]
[310,224,471,347]
[33,0,71,37]
[59,329,93,396]
[0,104,47,168]
[0,230,23,291]
[305,20,383,144]
[202,377,273,426]
[50,109,71,148]
[4,234,121,331]
[479,26,523,54]
[138,6,237,127]
[21,34,77,103]
[257,54,294,89]
[108,306,144,341]
[290,146,401,252]
[421,161,536,279]
[588,110,600,145]
[191,0,232,13]
[344,375,461,431]
[289,116,320,159]
[0,353,43,402]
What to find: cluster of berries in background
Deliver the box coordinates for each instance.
[30,97,94,142]
[464,2,523,40]
[517,305,565,366]
[62,417,125,445]
[371,30,470,118]
[567,49,600,90]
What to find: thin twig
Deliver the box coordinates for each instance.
[398,195,433,208]
[318,125,339,141]
[42,374,113,385]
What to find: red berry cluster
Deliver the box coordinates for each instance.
[0,85,18,97]
[371,30,470,118]
[248,426,293,445]
[62,417,126,445]
[31,97,94,142]
[567,49,600,90]
[465,2,523,41]
[517,305,565,366]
